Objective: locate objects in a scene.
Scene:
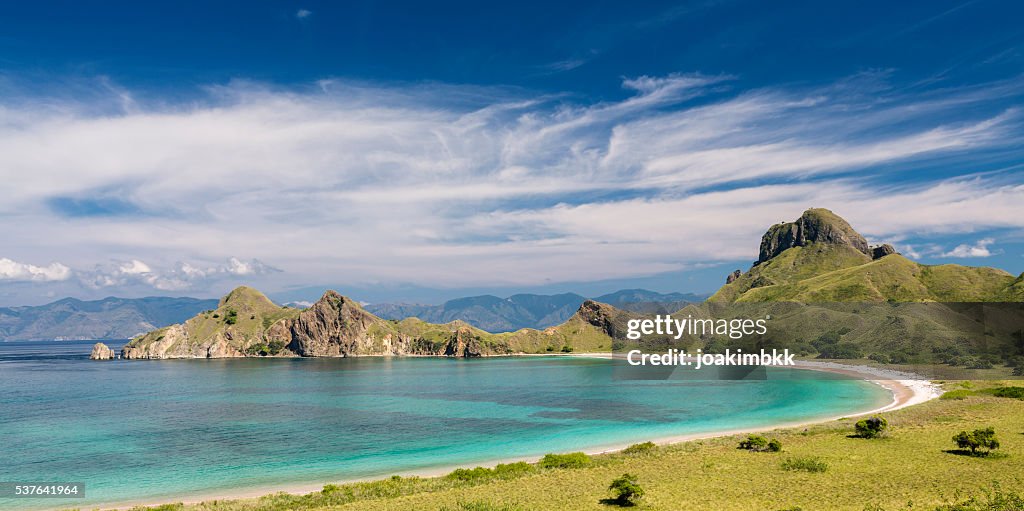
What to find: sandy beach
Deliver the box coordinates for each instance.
[89,359,940,511]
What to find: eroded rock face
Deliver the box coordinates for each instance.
[286,290,396,356]
[575,300,619,338]
[871,244,898,260]
[443,328,482,357]
[726,269,742,284]
[89,342,115,360]
[758,208,870,264]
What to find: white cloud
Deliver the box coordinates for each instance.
[81,258,279,291]
[0,258,71,282]
[0,73,1021,295]
[296,9,312,19]
[941,238,997,258]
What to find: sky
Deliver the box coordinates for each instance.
[0,0,1023,306]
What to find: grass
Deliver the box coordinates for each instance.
[104,381,1024,511]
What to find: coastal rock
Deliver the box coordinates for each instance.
[726,269,742,284]
[443,327,483,357]
[758,208,870,264]
[89,342,115,360]
[871,244,898,260]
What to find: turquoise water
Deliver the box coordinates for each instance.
[0,341,890,510]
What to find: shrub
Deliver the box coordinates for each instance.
[538,452,591,469]
[560,345,573,353]
[608,473,644,506]
[224,309,238,325]
[781,456,828,473]
[986,386,1024,399]
[940,389,972,400]
[622,441,656,455]
[738,434,782,452]
[854,416,888,438]
[953,427,1000,455]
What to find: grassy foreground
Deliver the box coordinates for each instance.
[105,381,1024,511]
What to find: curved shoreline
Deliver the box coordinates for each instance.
[86,361,939,511]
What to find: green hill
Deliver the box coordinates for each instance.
[710,208,1023,303]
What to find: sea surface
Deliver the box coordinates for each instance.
[0,340,890,510]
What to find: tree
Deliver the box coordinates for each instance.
[738,434,781,452]
[953,427,1000,455]
[855,417,888,438]
[608,473,644,506]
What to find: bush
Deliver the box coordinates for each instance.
[224,309,238,325]
[538,452,591,469]
[622,441,656,455]
[854,416,888,438]
[608,473,644,506]
[738,434,782,452]
[986,386,1024,399]
[446,462,533,482]
[953,427,1000,455]
[560,345,573,353]
[941,389,972,400]
[781,456,828,473]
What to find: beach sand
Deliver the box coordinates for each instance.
[91,359,940,510]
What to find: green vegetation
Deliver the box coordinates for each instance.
[606,473,644,506]
[538,452,591,469]
[780,456,829,473]
[854,417,888,439]
[120,381,1024,511]
[620,442,656,455]
[952,427,1001,456]
[737,435,782,452]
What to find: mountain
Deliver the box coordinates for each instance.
[710,208,1024,303]
[0,296,219,341]
[112,207,1023,364]
[118,287,624,359]
[364,289,702,332]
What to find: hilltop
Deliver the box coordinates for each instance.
[118,286,624,359]
[711,208,1023,303]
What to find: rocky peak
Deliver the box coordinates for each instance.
[286,290,380,356]
[757,208,870,264]
[871,244,898,260]
[574,300,619,338]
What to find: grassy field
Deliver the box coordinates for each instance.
[104,381,1024,511]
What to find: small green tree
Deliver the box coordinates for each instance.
[854,416,888,438]
[608,473,644,506]
[738,434,781,452]
[953,427,1000,455]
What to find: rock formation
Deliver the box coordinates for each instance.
[726,269,742,284]
[871,244,897,259]
[89,342,115,360]
[757,208,870,264]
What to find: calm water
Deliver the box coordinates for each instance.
[0,341,889,510]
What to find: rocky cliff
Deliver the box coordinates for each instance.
[119,287,619,359]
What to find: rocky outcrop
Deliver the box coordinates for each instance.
[281,290,397,357]
[871,244,897,259]
[726,270,742,284]
[574,300,621,338]
[757,208,870,264]
[443,327,483,357]
[89,342,115,360]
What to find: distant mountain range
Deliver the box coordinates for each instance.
[0,289,701,341]
[363,289,704,332]
[0,297,218,341]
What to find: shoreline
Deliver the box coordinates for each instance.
[81,360,939,511]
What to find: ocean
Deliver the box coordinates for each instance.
[0,341,890,509]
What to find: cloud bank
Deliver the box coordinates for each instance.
[0,72,1021,299]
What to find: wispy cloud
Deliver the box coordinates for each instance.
[296,9,312,19]
[0,72,1021,295]
[80,258,280,291]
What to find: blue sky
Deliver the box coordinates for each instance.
[0,0,1022,305]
